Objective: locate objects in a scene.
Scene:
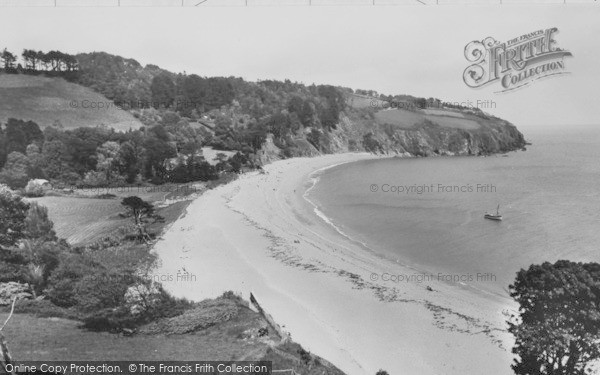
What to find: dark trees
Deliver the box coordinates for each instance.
[0,186,29,247]
[508,260,600,375]
[4,119,43,155]
[150,73,176,108]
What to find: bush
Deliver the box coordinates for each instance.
[0,281,33,306]
[0,247,30,283]
[45,253,104,308]
[8,298,79,319]
[24,180,46,197]
[83,285,193,333]
[82,306,139,332]
[82,170,108,187]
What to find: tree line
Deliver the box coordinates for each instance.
[1,48,79,74]
[0,116,250,190]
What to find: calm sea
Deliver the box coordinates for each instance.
[307,126,600,296]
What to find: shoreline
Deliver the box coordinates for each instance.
[153,153,516,375]
[302,158,515,302]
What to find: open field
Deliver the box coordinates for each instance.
[26,196,129,244]
[346,94,378,109]
[0,74,142,131]
[375,108,481,130]
[374,108,425,128]
[26,182,207,245]
[422,108,465,118]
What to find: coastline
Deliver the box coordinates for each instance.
[152,153,516,375]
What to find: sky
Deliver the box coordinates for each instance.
[1,4,599,132]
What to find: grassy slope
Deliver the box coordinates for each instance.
[374,108,481,130]
[1,311,344,375]
[349,93,482,130]
[1,309,270,361]
[0,74,142,131]
[26,184,200,245]
[374,107,480,130]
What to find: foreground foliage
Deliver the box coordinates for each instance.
[509,260,600,375]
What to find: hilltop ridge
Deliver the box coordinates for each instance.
[0,50,525,190]
[71,51,526,160]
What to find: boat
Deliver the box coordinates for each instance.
[484,204,502,221]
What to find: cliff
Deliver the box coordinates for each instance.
[257,97,525,163]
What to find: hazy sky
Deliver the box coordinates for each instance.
[1,4,599,132]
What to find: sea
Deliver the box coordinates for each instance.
[306,125,600,297]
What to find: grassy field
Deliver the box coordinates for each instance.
[347,94,379,109]
[27,196,128,244]
[0,311,344,374]
[375,108,481,130]
[0,74,142,131]
[1,308,272,361]
[26,182,207,245]
[347,93,482,130]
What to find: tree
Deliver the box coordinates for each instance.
[1,48,16,71]
[95,141,121,182]
[22,49,39,71]
[0,185,29,247]
[41,139,71,179]
[0,152,29,189]
[181,74,207,115]
[116,140,142,184]
[142,136,176,182]
[24,202,57,242]
[25,144,44,179]
[121,196,156,241]
[508,260,600,375]
[150,73,176,108]
[4,118,43,155]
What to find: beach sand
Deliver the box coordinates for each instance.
[153,153,516,375]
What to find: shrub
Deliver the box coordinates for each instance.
[24,180,46,197]
[82,306,139,332]
[0,184,30,247]
[45,253,102,308]
[8,298,79,319]
[82,170,108,187]
[83,285,193,333]
[24,202,57,242]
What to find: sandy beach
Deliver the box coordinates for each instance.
[153,153,516,375]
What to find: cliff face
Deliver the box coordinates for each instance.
[259,108,526,163]
[354,117,526,157]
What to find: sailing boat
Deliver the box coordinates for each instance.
[484,204,502,221]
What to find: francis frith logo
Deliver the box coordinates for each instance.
[463,27,572,93]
